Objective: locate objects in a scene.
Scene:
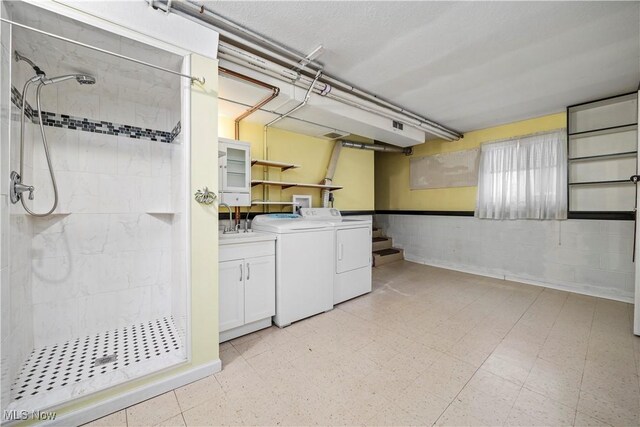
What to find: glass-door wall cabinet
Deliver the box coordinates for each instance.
[219,138,251,206]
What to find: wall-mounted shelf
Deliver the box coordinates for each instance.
[569,180,632,186]
[251,159,300,171]
[146,211,175,215]
[568,123,637,138]
[569,151,637,162]
[30,212,70,218]
[251,179,343,191]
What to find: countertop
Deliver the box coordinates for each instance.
[219,231,276,246]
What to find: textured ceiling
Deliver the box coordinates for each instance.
[206,1,640,133]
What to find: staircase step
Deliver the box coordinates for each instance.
[372,248,404,266]
[372,228,383,238]
[372,237,392,251]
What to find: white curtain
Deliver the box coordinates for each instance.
[475,130,567,220]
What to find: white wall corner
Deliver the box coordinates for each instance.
[24,0,219,58]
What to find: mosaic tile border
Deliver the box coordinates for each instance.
[11,85,180,143]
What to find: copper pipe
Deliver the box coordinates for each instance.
[219,67,280,139]
[234,206,242,227]
[234,89,279,139]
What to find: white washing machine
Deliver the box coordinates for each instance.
[299,208,372,304]
[251,214,334,327]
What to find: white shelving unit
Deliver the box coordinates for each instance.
[567,93,638,214]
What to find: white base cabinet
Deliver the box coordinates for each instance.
[219,237,276,343]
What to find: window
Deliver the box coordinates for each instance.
[475,130,567,220]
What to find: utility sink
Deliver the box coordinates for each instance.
[220,231,254,239]
[218,231,276,245]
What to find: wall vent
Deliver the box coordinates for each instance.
[392,120,404,131]
[321,131,349,140]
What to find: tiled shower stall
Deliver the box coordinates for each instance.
[1,2,189,415]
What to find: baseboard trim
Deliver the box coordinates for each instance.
[403,253,633,304]
[46,359,222,427]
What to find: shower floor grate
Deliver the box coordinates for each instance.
[11,316,182,401]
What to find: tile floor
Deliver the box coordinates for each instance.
[86,261,640,426]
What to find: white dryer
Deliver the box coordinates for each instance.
[251,214,334,327]
[299,208,372,304]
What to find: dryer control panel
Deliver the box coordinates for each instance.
[299,208,342,220]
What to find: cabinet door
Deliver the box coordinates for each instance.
[336,227,372,273]
[219,259,245,332]
[223,144,251,193]
[244,255,276,324]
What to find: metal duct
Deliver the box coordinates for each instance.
[322,141,343,208]
[341,140,412,155]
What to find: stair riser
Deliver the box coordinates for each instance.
[373,250,404,266]
[372,229,384,238]
[372,240,392,251]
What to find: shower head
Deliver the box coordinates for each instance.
[42,74,96,85]
[75,75,96,85]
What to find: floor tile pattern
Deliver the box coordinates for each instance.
[86,262,640,426]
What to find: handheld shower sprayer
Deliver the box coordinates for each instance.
[9,51,97,217]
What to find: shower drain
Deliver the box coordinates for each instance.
[94,354,117,367]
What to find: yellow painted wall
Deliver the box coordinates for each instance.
[49,55,220,423]
[219,117,375,211]
[375,113,567,211]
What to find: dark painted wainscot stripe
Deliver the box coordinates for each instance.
[376,210,635,221]
[568,211,635,221]
[341,210,375,216]
[375,210,475,217]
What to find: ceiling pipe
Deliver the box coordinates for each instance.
[168,1,323,71]
[218,49,460,141]
[161,1,462,141]
[182,0,323,68]
[341,140,412,155]
[264,69,323,128]
[219,67,280,139]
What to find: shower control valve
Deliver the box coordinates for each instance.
[9,171,34,204]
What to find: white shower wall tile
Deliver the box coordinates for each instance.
[77,132,118,174]
[30,255,80,305]
[151,141,173,177]
[33,170,101,214]
[32,299,79,347]
[376,214,635,302]
[99,95,135,127]
[57,88,100,120]
[33,126,79,172]
[76,286,155,338]
[0,267,10,348]
[135,103,169,131]
[1,196,8,270]
[117,136,151,177]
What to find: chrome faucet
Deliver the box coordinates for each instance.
[9,171,34,203]
[219,202,235,233]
